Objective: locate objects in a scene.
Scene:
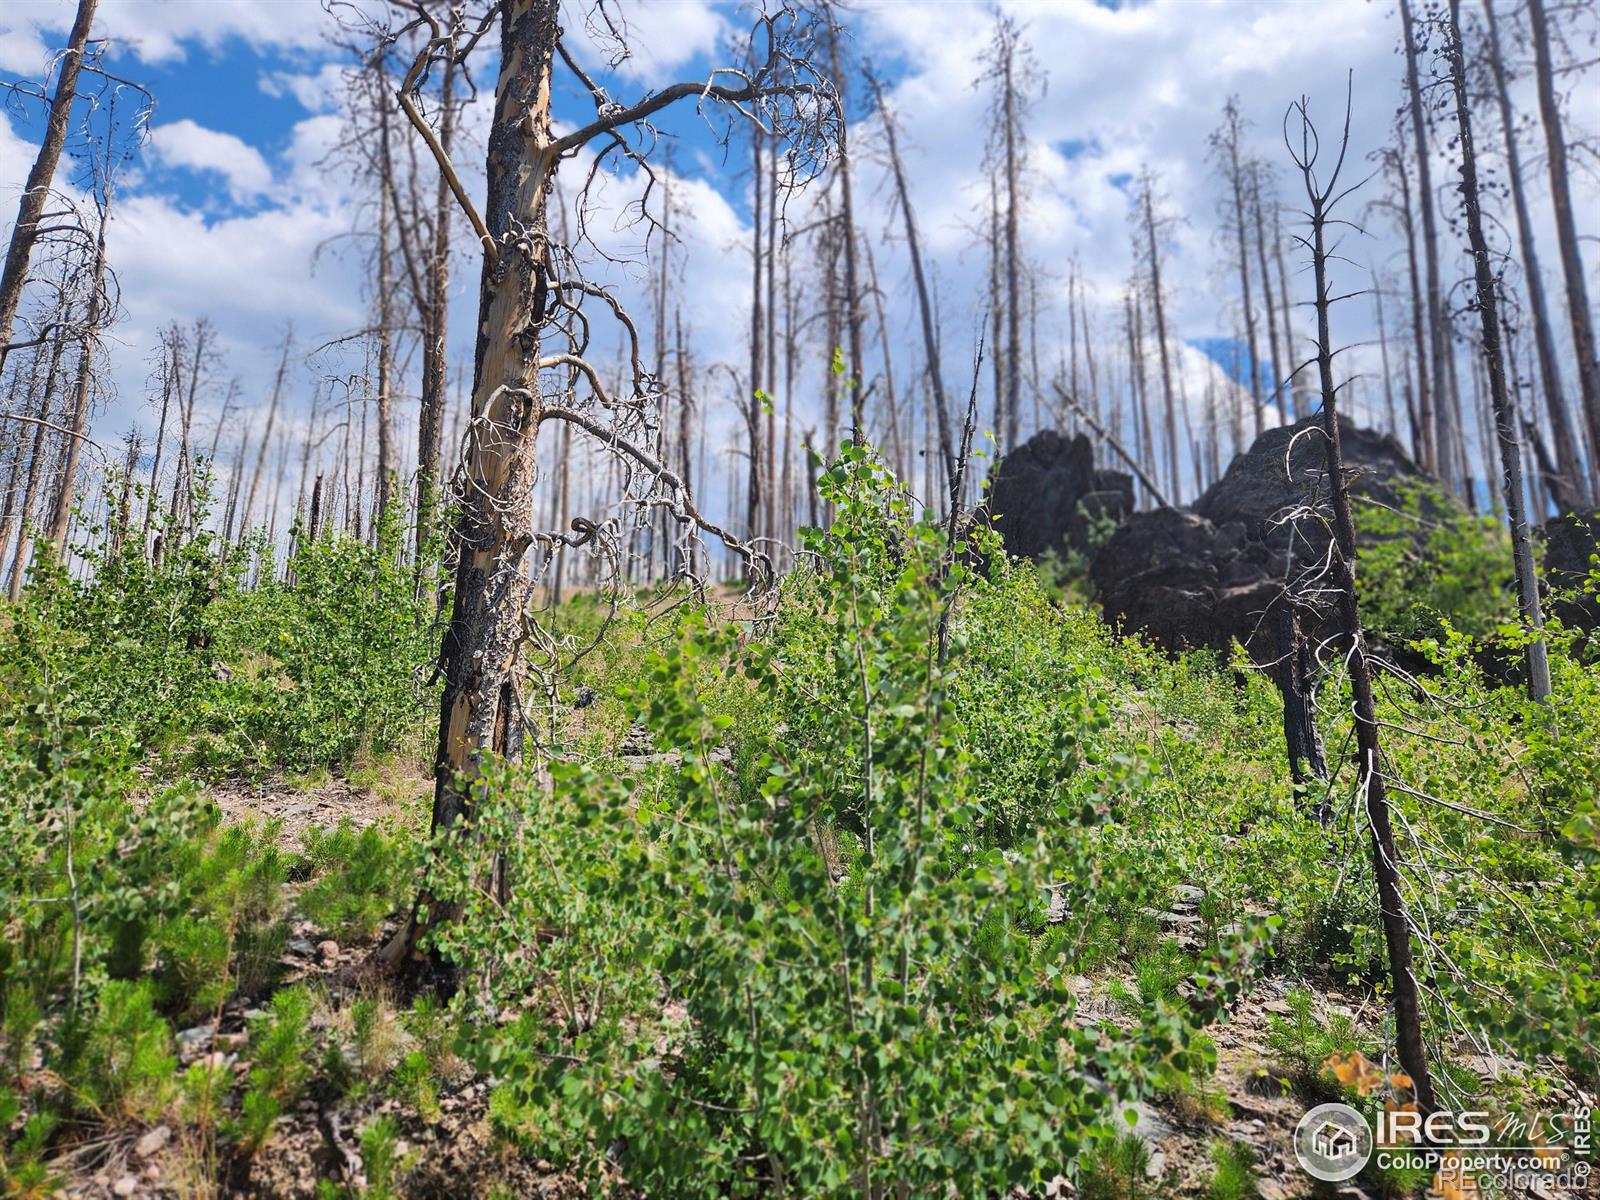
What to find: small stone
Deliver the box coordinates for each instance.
[144,1164,161,1181]
[112,1176,137,1197]
[288,938,316,956]
[317,940,340,961]
[134,1124,171,1157]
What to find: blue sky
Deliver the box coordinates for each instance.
[2,0,1597,527]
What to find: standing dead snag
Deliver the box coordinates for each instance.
[1211,97,1264,443]
[1523,0,1600,499]
[867,68,954,511]
[1276,606,1328,818]
[1135,168,1179,502]
[1480,0,1586,511]
[0,0,98,360]
[376,1,835,976]
[1441,1,1551,702]
[1287,83,1436,1112]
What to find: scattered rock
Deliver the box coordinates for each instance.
[175,1025,212,1060]
[1171,883,1204,908]
[317,940,340,962]
[134,1124,171,1158]
[112,1176,137,1197]
[618,722,654,757]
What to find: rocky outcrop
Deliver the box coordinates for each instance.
[985,429,1133,561]
[1090,418,1442,656]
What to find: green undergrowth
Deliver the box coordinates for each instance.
[1,449,1596,1196]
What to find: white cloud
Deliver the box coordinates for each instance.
[147,118,274,200]
[559,0,727,87]
[260,62,349,115]
[3,0,1598,536]
[1,0,335,66]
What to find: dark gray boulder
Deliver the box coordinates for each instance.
[985,429,1134,561]
[1091,417,1445,657]
[1544,510,1600,630]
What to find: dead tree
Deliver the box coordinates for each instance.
[866,68,954,507]
[1377,134,1435,468]
[374,0,835,976]
[44,183,111,555]
[140,335,176,556]
[1523,0,1600,498]
[1136,168,1180,501]
[1480,0,1586,509]
[239,331,292,535]
[1287,82,1436,1112]
[1398,0,1460,487]
[0,0,98,359]
[821,9,864,446]
[1442,1,1551,700]
[1211,97,1265,439]
[343,27,461,562]
[1277,606,1329,809]
[372,71,398,537]
[979,15,1037,454]
[1249,161,1288,423]
[746,123,767,541]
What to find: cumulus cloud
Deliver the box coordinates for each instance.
[1,0,333,66]
[558,0,727,87]
[147,119,274,201]
[3,0,1598,529]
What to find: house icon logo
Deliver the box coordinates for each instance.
[1293,1102,1373,1181]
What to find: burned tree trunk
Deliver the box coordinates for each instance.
[1399,0,1457,486]
[240,332,291,535]
[1277,606,1328,815]
[1444,1,1551,701]
[821,13,864,446]
[1524,0,1600,498]
[868,70,954,505]
[1291,86,1436,1112]
[1139,169,1180,501]
[1215,98,1264,438]
[0,0,98,357]
[1482,0,1585,510]
[45,187,111,556]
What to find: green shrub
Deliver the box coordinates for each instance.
[1207,1139,1256,1200]
[63,979,175,1122]
[429,448,1210,1197]
[1078,1131,1152,1200]
[230,986,314,1157]
[299,820,408,941]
